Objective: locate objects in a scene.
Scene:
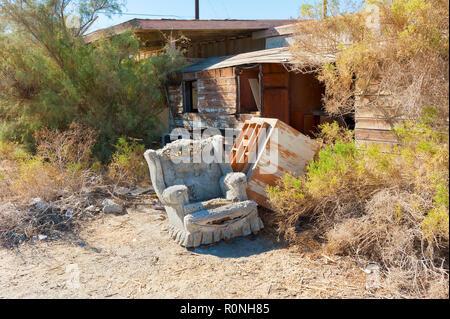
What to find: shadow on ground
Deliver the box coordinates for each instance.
[188,234,282,258]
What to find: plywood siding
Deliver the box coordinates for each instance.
[230,118,319,209]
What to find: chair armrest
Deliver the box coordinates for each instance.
[144,149,166,200]
[161,185,189,206]
[220,172,248,202]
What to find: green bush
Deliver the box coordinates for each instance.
[0,0,185,161]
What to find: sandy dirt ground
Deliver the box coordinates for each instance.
[0,197,391,299]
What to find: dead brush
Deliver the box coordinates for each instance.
[8,156,64,202]
[267,120,449,298]
[324,189,448,297]
[272,0,450,298]
[269,181,449,298]
[0,178,107,247]
[34,122,97,194]
[0,141,25,201]
[0,123,110,246]
[290,0,449,127]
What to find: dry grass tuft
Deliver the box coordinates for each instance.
[0,123,155,247]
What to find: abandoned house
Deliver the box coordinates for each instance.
[85,19,338,140]
[86,18,396,147]
[167,47,336,139]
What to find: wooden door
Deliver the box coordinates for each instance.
[262,64,289,123]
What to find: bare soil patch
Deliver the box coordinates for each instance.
[0,195,396,299]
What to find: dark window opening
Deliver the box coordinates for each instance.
[238,66,260,114]
[343,110,356,130]
[184,80,198,113]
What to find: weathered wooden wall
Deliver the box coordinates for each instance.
[168,63,332,137]
[185,37,266,59]
[261,64,290,124]
[289,72,326,137]
[354,81,400,146]
[169,67,242,131]
[168,84,183,115]
[259,64,327,137]
[136,37,266,60]
[169,63,400,150]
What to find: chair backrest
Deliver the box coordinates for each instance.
[150,136,231,202]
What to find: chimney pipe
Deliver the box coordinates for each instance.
[195,0,199,20]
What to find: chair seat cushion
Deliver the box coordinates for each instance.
[185,200,258,226]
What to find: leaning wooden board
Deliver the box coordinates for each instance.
[229,117,319,209]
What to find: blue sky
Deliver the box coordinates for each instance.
[89,0,315,32]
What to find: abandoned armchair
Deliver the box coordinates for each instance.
[144,135,263,248]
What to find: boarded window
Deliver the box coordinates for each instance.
[184,80,198,113]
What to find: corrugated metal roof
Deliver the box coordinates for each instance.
[181,47,293,73]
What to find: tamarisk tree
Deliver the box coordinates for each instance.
[0,0,184,160]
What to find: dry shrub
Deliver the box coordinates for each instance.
[326,190,431,264]
[0,140,20,160]
[281,0,449,297]
[0,141,21,199]
[34,122,97,193]
[4,123,97,202]
[0,123,155,246]
[9,156,63,201]
[291,0,449,127]
[267,120,449,298]
[0,123,104,246]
